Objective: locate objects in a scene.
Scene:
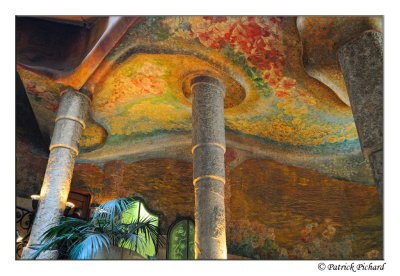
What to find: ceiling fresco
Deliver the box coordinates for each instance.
[17,16,383,185]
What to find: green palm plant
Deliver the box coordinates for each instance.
[32,197,165,259]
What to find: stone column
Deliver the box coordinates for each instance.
[338,31,383,201]
[191,75,227,259]
[224,158,232,230]
[21,88,90,259]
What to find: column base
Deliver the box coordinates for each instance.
[21,246,58,260]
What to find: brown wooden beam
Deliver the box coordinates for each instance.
[17,16,142,90]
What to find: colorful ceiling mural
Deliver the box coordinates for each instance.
[16,16,382,185]
[92,16,357,146]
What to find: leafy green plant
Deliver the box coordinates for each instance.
[32,197,165,260]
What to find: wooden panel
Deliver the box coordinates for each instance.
[67,189,92,220]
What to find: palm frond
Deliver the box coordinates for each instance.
[31,235,70,259]
[33,197,164,260]
[93,197,135,222]
[39,217,88,241]
[118,233,143,252]
[70,233,111,259]
[33,217,89,259]
[123,216,166,249]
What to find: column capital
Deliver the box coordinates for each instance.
[190,75,226,97]
[57,88,91,127]
[60,87,92,102]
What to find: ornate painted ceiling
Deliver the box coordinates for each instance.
[17,16,383,185]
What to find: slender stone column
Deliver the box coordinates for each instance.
[21,88,90,259]
[191,75,227,259]
[338,31,383,201]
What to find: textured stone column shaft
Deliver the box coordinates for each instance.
[192,76,227,259]
[21,89,90,259]
[338,31,383,201]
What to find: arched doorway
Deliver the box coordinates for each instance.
[167,218,195,260]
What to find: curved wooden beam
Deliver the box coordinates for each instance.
[17,16,142,90]
[297,16,382,106]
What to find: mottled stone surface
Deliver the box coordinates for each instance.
[193,146,225,179]
[22,90,90,260]
[50,119,83,153]
[192,75,227,259]
[51,89,90,153]
[57,88,90,124]
[338,31,383,201]
[194,179,227,259]
[21,147,76,259]
[192,76,225,147]
[369,150,383,201]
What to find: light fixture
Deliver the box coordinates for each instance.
[64,202,75,216]
[16,230,23,243]
[30,195,40,210]
[29,196,80,218]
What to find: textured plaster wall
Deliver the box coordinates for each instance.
[16,140,48,197]
[228,159,382,259]
[72,159,194,231]
[59,156,382,259]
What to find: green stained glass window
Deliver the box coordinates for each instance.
[120,199,159,259]
[167,219,195,260]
